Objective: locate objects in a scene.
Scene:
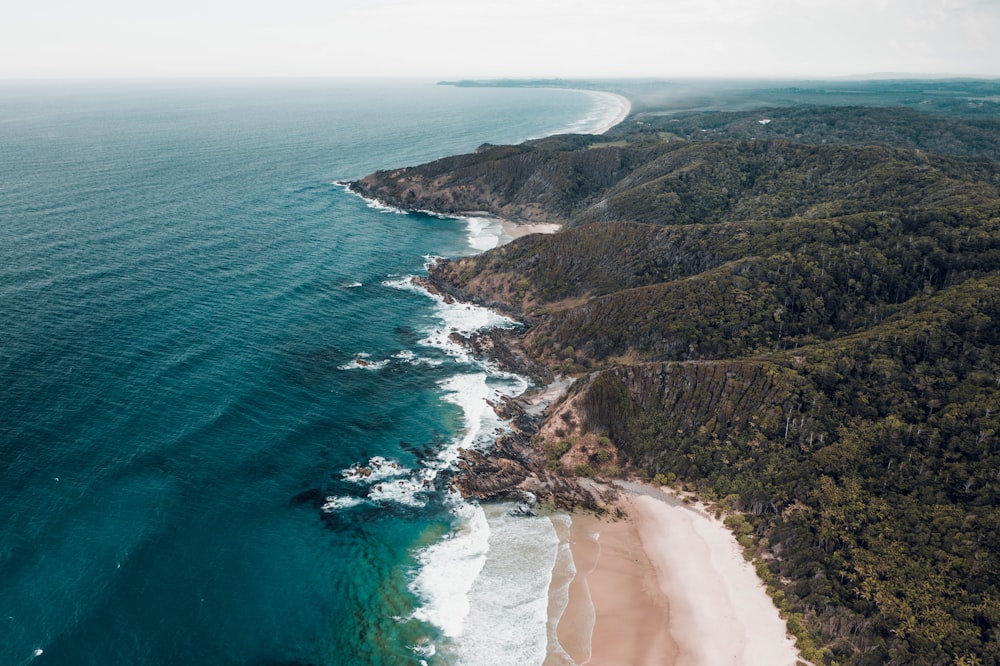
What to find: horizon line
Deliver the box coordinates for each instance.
[2,72,1000,83]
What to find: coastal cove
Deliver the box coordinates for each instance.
[433,268,803,666]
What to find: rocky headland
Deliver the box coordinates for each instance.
[350,93,1000,664]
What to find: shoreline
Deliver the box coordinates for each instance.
[472,372,801,664]
[417,209,804,665]
[343,88,630,243]
[551,505,679,665]
[583,91,632,136]
[518,87,630,138]
[546,486,802,665]
[346,85,798,664]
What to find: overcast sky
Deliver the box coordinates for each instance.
[3,0,999,79]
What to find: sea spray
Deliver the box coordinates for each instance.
[457,504,561,666]
[396,215,564,665]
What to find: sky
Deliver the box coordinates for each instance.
[3,0,999,79]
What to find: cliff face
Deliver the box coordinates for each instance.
[579,361,799,444]
[367,107,1000,663]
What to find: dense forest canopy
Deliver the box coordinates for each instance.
[353,80,1000,665]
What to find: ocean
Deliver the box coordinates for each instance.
[0,79,625,665]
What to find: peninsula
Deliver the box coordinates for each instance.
[351,79,1000,664]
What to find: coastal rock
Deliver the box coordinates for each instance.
[453,446,530,500]
[450,327,553,386]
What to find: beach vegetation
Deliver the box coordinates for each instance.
[652,472,676,486]
[592,448,613,464]
[602,465,622,478]
[553,439,573,457]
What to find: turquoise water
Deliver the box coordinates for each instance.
[0,79,620,665]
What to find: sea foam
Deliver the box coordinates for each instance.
[349,149,569,664]
[460,216,505,253]
[395,262,544,657]
[410,501,490,638]
[324,456,426,510]
[383,271,519,365]
[456,504,560,666]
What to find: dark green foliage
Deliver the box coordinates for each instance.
[563,276,1000,663]
[578,141,1000,226]
[613,105,1000,162]
[368,102,1000,663]
[353,121,1000,230]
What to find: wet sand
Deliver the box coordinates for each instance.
[546,487,801,666]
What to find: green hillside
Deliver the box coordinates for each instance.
[352,97,1000,664]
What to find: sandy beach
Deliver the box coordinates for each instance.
[500,219,562,241]
[585,92,632,136]
[546,484,801,666]
[483,90,631,244]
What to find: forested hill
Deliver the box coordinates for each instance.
[350,134,999,227]
[351,104,1000,664]
[610,105,1000,162]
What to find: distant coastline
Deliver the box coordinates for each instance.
[581,90,631,135]
[439,79,631,136]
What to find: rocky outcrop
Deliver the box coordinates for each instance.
[452,381,608,511]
